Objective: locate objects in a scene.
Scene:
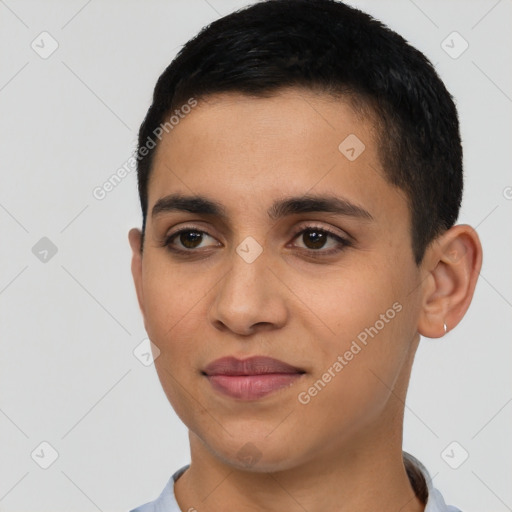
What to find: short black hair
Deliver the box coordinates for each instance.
[136,0,463,265]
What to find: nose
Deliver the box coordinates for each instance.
[208,248,288,336]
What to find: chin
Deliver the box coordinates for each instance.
[205,431,307,474]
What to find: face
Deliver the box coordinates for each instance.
[130,88,426,472]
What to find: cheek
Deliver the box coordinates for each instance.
[143,266,206,427]
[141,255,204,346]
[140,253,213,336]
[306,263,403,342]
[141,259,208,421]
[294,317,411,448]
[296,268,411,411]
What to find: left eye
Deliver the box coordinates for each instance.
[291,227,348,252]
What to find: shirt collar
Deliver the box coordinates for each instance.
[150,457,461,512]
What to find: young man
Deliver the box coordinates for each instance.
[128,0,482,510]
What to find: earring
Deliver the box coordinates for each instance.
[443,322,448,334]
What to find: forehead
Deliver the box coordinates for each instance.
[148,88,408,226]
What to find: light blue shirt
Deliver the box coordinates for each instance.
[130,462,461,512]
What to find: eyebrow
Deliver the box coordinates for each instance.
[151,193,374,222]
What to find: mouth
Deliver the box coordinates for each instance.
[202,356,306,400]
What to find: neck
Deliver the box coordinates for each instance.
[174,416,424,512]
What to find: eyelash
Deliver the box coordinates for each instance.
[162,224,352,259]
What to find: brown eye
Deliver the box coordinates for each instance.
[164,228,220,252]
[292,226,348,253]
[301,229,328,249]
[178,230,204,249]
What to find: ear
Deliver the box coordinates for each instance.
[128,228,146,320]
[417,224,483,338]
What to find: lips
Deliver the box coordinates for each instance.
[203,356,305,400]
[202,356,305,376]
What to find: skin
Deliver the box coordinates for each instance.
[128,87,482,512]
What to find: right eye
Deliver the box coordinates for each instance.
[163,227,221,253]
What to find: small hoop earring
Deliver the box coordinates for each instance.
[443,323,448,334]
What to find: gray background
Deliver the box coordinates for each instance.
[0,0,511,510]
